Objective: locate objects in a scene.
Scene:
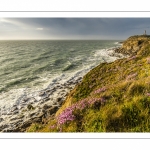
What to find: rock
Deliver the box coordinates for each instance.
[43,97,50,102]
[2,129,14,132]
[29,112,36,118]
[65,93,68,97]
[10,117,18,121]
[58,100,63,106]
[32,117,42,123]
[18,114,25,119]
[47,106,59,115]
[22,98,30,103]
[0,124,9,131]
[53,102,57,105]
[43,104,51,110]
[57,97,62,102]
[18,120,33,131]
[11,106,18,112]
[0,118,4,122]
[39,91,45,97]
[46,89,51,92]
[10,119,23,126]
[12,110,19,115]
[27,104,34,110]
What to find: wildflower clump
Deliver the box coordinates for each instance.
[127,55,137,61]
[94,87,107,94]
[126,72,138,80]
[146,93,150,96]
[51,97,107,131]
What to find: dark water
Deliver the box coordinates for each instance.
[0,40,122,109]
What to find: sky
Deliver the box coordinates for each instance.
[0,18,150,40]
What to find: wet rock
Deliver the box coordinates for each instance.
[22,98,30,103]
[53,102,57,105]
[46,89,51,93]
[43,104,50,110]
[17,120,33,131]
[39,100,45,105]
[12,104,17,107]
[2,129,14,132]
[29,112,36,118]
[11,106,18,112]
[31,113,45,123]
[43,97,50,102]
[39,91,46,97]
[12,110,19,115]
[65,92,68,97]
[0,124,9,131]
[57,97,62,102]
[0,118,4,122]
[61,89,66,92]
[27,104,34,110]
[18,114,25,119]
[47,106,59,115]
[32,117,42,123]
[58,100,63,106]
[10,117,18,121]
[42,104,52,114]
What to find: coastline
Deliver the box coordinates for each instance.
[0,75,82,132]
[0,45,124,132]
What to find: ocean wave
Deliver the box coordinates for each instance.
[62,63,76,71]
[0,41,125,119]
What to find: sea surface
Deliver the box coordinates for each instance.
[0,40,123,112]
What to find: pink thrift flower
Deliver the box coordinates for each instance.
[94,87,107,94]
[146,93,150,96]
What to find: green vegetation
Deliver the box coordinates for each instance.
[26,35,150,132]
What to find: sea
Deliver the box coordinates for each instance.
[0,40,123,113]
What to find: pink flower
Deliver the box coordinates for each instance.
[54,97,108,131]
[126,73,138,80]
[127,56,136,61]
[146,93,150,96]
[94,87,107,94]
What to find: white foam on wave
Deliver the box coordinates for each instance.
[114,41,123,46]
[88,47,124,65]
[0,88,28,110]
[0,46,125,115]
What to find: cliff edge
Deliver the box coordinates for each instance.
[27,35,150,132]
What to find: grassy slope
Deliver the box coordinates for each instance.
[27,35,150,132]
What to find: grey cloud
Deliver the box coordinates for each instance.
[1,18,150,40]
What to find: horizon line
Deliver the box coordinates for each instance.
[0,39,124,41]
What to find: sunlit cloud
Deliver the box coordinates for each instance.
[36,28,43,30]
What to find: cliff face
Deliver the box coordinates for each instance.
[27,35,150,132]
[116,35,150,55]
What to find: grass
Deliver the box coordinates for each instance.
[26,35,150,132]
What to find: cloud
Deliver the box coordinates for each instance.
[1,18,150,40]
[36,28,43,30]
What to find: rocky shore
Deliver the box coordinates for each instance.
[0,76,82,132]
[0,45,125,132]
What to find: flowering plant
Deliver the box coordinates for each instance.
[50,97,107,131]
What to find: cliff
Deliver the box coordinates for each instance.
[27,35,150,132]
[115,35,150,55]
